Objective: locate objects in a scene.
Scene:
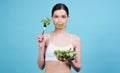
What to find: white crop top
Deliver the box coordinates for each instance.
[45,34,74,61]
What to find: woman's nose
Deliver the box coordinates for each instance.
[58,18,62,22]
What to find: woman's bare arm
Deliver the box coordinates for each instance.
[37,34,47,70]
[38,47,45,70]
[69,35,82,72]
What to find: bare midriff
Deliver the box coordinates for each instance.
[45,61,71,73]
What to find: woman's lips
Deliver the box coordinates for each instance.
[55,22,64,28]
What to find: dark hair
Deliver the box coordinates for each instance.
[52,3,69,17]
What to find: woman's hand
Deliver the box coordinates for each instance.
[58,57,75,62]
[37,34,47,70]
[37,35,46,49]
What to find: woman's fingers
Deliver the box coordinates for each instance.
[38,35,44,43]
[58,57,75,62]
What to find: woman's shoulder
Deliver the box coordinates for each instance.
[71,34,81,40]
[44,33,50,40]
[71,34,81,43]
[44,32,53,40]
[70,34,82,48]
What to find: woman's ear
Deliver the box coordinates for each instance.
[67,16,69,21]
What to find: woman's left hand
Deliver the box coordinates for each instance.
[58,57,75,62]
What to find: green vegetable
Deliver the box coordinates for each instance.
[54,48,77,60]
[41,17,50,27]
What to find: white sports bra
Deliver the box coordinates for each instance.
[45,34,74,61]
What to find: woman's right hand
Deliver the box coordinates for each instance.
[37,35,46,49]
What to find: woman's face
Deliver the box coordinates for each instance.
[52,9,69,29]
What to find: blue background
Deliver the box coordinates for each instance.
[0,0,120,73]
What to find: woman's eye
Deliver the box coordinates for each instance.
[54,16,58,18]
[61,15,66,18]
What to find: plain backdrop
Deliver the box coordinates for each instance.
[0,0,120,73]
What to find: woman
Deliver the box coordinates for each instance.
[37,3,82,73]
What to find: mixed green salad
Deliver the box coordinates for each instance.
[41,17,50,27]
[54,48,77,61]
[41,17,50,35]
